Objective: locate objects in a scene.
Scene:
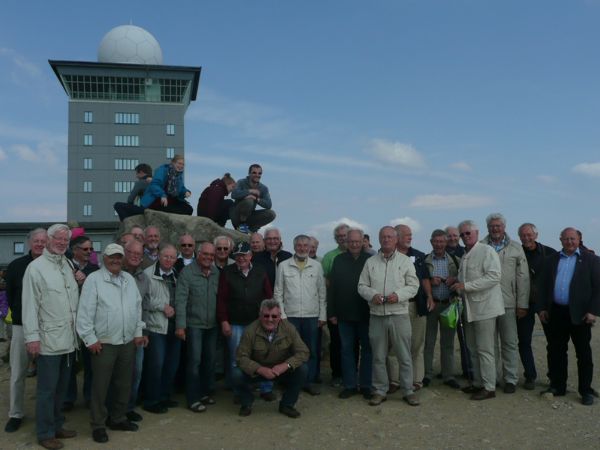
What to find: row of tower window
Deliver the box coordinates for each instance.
[82,154,174,171]
[80,181,137,193]
[83,111,175,135]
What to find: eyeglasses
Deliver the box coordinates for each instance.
[180,244,194,248]
[78,247,93,252]
[459,231,472,238]
[251,171,263,175]
[216,247,230,251]
[262,314,280,319]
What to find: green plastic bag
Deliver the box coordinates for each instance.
[440,301,460,329]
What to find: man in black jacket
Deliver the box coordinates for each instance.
[4,228,47,433]
[538,227,600,405]
[328,228,372,399]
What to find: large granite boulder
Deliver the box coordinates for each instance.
[120,210,248,246]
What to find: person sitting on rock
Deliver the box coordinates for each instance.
[197,173,236,227]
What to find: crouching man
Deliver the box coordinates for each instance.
[233,299,309,418]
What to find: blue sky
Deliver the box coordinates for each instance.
[1,0,600,253]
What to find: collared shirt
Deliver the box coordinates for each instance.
[431,254,450,300]
[144,248,159,262]
[488,235,508,253]
[553,248,580,305]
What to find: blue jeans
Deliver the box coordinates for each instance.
[144,325,181,407]
[227,324,272,394]
[65,346,92,405]
[231,364,308,408]
[287,317,319,386]
[338,320,372,390]
[127,346,144,411]
[36,352,74,441]
[186,327,217,406]
[517,307,537,381]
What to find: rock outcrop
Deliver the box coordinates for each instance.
[121,210,248,245]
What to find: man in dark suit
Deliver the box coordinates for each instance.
[538,227,600,405]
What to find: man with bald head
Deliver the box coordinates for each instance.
[142,226,161,269]
[538,227,600,405]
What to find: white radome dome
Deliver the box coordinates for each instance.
[98,25,163,65]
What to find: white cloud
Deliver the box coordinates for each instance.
[309,217,369,237]
[7,203,66,221]
[389,217,421,232]
[450,161,471,171]
[367,139,426,169]
[572,162,600,177]
[11,143,59,165]
[410,194,493,209]
[188,89,294,140]
[536,174,557,183]
[0,47,42,79]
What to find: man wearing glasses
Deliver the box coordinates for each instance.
[230,163,276,234]
[174,234,196,274]
[450,220,504,400]
[234,299,309,418]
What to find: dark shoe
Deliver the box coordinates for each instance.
[360,388,373,400]
[444,379,461,389]
[330,377,343,388]
[106,419,138,432]
[55,428,77,439]
[339,388,358,399]
[61,402,74,412]
[471,389,496,400]
[200,395,216,405]
[523,379,535,391]
[126,410,143,422]
[387,383,400,394]
[422,377,431,387]
[303,385,320,396]
[462,385,483,394]
[4,417,22,433]
[369,394,387,406]
[38,438,64,450]
[260,392,276,402]
[582,393,594,406]
[143,404,168,414]
[279,404,301,418]
[92,428,109,444]
[403,393,420,406]
[540,387,566,397]
[503,383,516,394]
[160,399,178,408]
[239,405,252,417]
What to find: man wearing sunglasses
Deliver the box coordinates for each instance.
[174,234,196,274]
[451,220,504,400]
[234,299,309,418]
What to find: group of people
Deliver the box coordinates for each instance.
[114,159,276,234]
[3,207,599,449]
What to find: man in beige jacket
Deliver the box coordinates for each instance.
[451,220,504,400]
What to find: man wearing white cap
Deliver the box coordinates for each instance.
[76,243,146,444]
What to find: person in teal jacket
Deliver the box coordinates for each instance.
[141,155,193,215]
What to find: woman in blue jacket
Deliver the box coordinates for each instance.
[141,155,193,215]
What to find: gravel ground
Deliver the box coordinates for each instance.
[0,323,599,450]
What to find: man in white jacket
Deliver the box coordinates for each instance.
[76,243,146,444]
[22,224,79,450]
[451,220,505,400]
[274,234,326,395]
[358,226,420,407]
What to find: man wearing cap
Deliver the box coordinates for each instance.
[217,242,274,400]
[76,243,145,444]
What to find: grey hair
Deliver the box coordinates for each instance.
[332,223,350,237]
[485,213,506,226]
[27,227,47,241]
[430,229,447,239]
[293,234,311,246]
[144,226,161,237]
[47,224,71,239]
[444,226,458,234]
[346,228,364,240]
[458,220,478,231]
[213,235,234,249]
[158,243,177,254]
[260,299,281,311]
[518,223,538,234]
[263,228,281,239]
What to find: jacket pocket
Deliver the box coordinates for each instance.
[41,319,72,353]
